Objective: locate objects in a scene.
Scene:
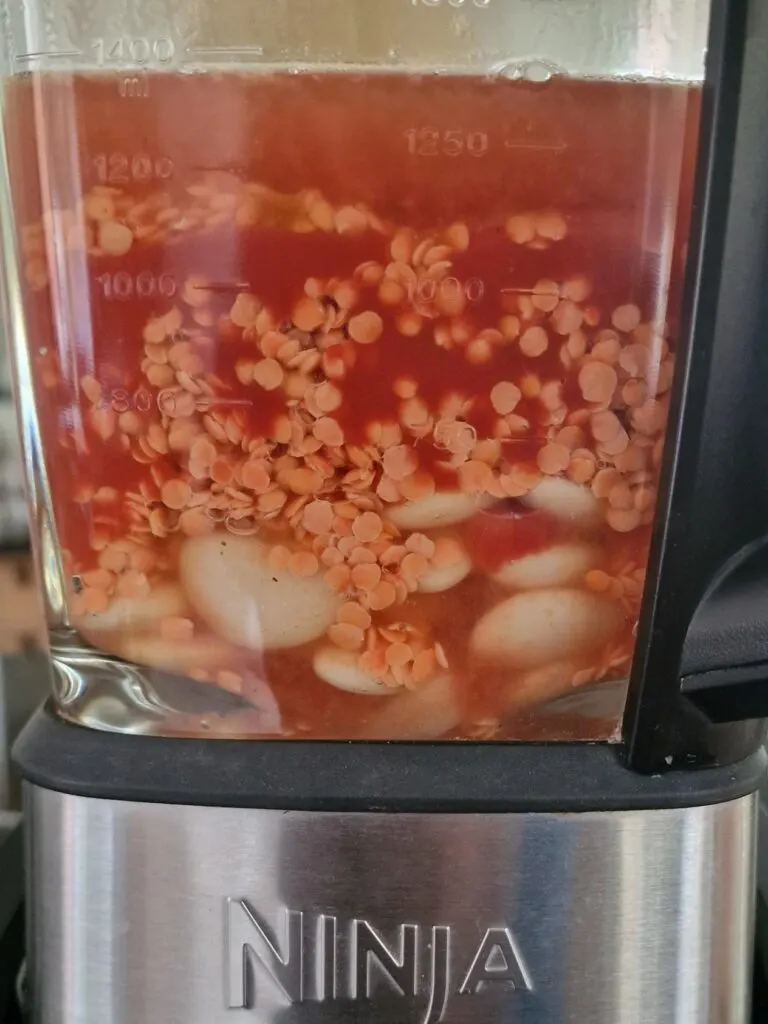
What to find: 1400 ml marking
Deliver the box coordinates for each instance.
[226,900,532,1022]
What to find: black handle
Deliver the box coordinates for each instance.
[681,540,768,723]
[622,0,768,771]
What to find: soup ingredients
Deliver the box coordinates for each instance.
[493,543,597,590]
[7,68,698,739]
[471,589,623,670]
[179,535,341,650]
[361,673,460,740]
[416,534,472,593]
[118,633,244,679]
[385,492,484,531]
[523,479,602,529]
[313,646,393,695]
[73,584,187,638]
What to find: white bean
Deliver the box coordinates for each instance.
[504,659,584,710]
[493,543,597,590]
[386,492,486,531]
[117,634,240,675]
[313,647,392,695]
[417,534,472,593]
[471,589,622,670]
[74,583,186,635]
[360,673,459,739]
[180,535,340,650]
[523,478,601,528]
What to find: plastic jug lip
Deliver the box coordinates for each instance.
[0,0,711,82]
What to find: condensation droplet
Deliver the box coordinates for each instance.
[76,696,153,734]
[496,59,560,83]
[451,14,471,37]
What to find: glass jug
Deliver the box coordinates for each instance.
[0,0,711,741]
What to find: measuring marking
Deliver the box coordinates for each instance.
[191,165,252,174]
[93,37,175,65]
[405,127,489,158]
[193,282,251,294]
[408,276,485,304]
[94,152,174,184]
[15,50,82,63]
[504,140,567,153]
[118,74,150,99]
[96,271,176,301]
[185,45,265,59]
[156,390,254,417]
[412,0,492,6]
[197,397,254,409]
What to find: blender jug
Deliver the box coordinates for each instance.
[0,0,709,740]
[6,1,768,1022]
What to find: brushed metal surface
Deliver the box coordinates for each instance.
[25,784,756,1024]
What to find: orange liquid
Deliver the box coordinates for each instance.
[5,70,701,740]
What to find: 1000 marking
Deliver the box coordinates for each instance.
[95,272,176,301]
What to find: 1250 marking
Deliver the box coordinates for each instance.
[405,128,489,158]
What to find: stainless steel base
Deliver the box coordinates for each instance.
[25,783,757,1024]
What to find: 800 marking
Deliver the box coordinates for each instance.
[96,386,250,416]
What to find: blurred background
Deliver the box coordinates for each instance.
[0,332,48,811]
[0,333,45,1020]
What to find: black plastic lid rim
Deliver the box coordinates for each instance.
[13,704,768,813]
